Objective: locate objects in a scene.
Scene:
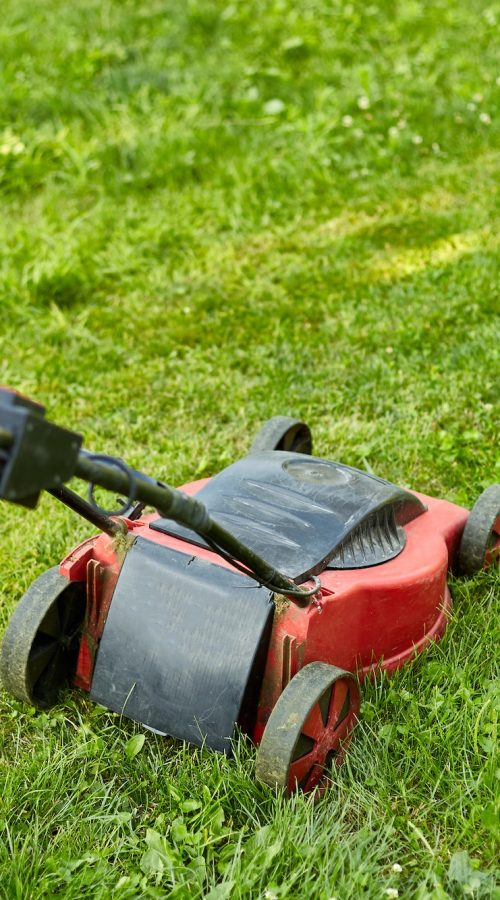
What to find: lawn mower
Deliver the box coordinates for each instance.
[0,388,498,795]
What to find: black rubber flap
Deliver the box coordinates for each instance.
[150,451,426,581]
[90,537,274,752]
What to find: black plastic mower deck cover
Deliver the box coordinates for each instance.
[151,451,425,579]
[90,537,274,751]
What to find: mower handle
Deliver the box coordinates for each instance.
[73,451,314,602]
[0,391,312,605]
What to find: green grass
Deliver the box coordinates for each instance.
[0,0,499,896]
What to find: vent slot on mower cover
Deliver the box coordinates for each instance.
[90,537,274,752]
[151,452,426,580]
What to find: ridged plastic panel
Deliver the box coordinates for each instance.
[151,452,426,580]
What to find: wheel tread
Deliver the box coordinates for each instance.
[458,484,500,575]
[250,416,312,454]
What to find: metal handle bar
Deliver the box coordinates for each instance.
[76,451,313,603]
[0,424,314,604]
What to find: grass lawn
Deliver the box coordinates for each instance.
[0,0,499,896]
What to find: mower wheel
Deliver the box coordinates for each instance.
[255,662,360,796]
[250,416,312,454]
[0,566,86,708]
[458,484,500,576]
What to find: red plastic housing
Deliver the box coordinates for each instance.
[60,479,469,742]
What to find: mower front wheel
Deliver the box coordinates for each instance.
[458,484,500,576]
[255,662,360,796]
[250,416,312,455]
[0,566,86,708]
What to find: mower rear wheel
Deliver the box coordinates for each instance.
[250,416,312,455]
[255,662,360,796]
[458,484,500,576]
[0,566,86,708]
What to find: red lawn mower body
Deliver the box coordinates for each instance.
[65,479,467,739]
[1,400,498,795]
